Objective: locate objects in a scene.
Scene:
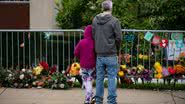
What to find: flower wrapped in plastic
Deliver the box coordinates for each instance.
[154,62,163,79]
[174,65,185,75]
[168,67,175,75]
[155,73,162,79]
[162,67,170,77]
[141,69,152,81]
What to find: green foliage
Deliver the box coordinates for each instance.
[138,0,185,30]
[55,0,185,30]
[47,72,69,89]
[55,0,101,29]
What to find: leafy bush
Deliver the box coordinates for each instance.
[55,0,101,29]
[55,0,185,30]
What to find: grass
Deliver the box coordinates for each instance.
[73,81,185,90]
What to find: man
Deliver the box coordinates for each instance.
[92,0,122,104]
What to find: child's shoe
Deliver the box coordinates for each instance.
[90,96,95,104]
[84,101,90,104]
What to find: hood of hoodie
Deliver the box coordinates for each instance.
[84,25,92,39]
[95,13,112,25]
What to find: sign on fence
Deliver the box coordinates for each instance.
[166,40,185,60]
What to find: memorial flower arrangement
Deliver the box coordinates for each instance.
[118,65,127,77]
[0,61,70,89]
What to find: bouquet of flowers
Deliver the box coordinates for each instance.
[3,67,18,87]
[118,65,127,78]
[174,65,185,75]
[33,61,49,76]
[47,72,69,89]
[0,66,6,87]
[162,67,170,78]
[140,69,153,81]
[168,67,175,75]
[154,62,163,79]
[13,68,34,88]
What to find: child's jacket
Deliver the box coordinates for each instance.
[74,25,96,69]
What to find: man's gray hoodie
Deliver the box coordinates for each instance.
[92,13,122,56]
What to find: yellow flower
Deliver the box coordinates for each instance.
[156,66,162,73]
[139,54,143,59]
[118,71,124,77]
[33,66,43,75]
[120,65,126,69]
[154,62,161,68]
[143,55,148,60]
[137,65,144,71]
[155,73,162,79]
[154,62,162,73]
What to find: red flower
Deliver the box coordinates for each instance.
[39,61,49,70]
[168,67,175,75]
[50,65,57,74]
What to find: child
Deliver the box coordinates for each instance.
[74,25,96,104]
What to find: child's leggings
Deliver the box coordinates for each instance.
[81,68,95,102]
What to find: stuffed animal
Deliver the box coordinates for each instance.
[69,62,80,76]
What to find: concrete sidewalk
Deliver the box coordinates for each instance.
[0,87,185,104]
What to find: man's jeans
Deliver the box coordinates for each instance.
[95,56,119,104]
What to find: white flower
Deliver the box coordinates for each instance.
[32,82,36,86]
[62,70,65,74]
[8,74,12,77]
[90,5,96,10]
[25,84,29,87]
[59,84,65,89]
[27,69,32,73]
[37,86,42,89]
[22,68,26,72]
[55,79,58,83]
[52,84,57,88]
[19,74,24,80]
